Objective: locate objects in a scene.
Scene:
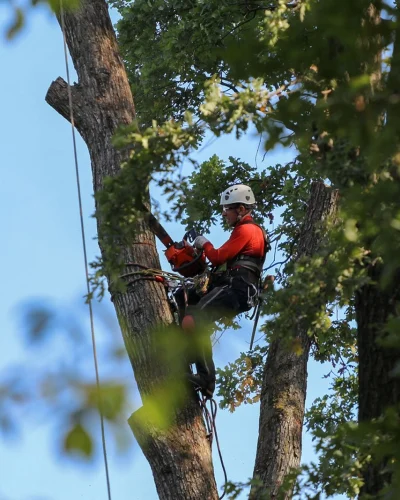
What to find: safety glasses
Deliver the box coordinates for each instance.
[222,205,238,212]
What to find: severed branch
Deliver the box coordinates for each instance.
[45,76,85,131]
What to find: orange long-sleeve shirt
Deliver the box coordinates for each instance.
[203,215,265,267]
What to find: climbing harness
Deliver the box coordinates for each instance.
[59,3,112,498]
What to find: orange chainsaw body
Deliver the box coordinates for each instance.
[165,241,207,278]
[141,205,207,278]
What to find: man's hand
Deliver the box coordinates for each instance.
[193,235,209,249]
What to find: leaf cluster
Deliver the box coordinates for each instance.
[216,347,267,412]
[111,0,272,126]
[298,406,400,499]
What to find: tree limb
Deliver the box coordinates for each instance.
[252,182,339,499]
[45,76,85,131]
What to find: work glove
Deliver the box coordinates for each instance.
[193,235,209,250]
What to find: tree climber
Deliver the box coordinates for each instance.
[177,184,269,398]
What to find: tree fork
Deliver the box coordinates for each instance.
[252,182,339,499]
[45,0,218,497]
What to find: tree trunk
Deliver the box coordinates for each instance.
[356,265,400,496]
[252,182,339,498]
[355,6,400,494]
[45,0,218,498]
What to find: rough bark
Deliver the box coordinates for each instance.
[46,1,218,498]
[252,182,340,498]
[355,5,400,495]
[356,265,400,496]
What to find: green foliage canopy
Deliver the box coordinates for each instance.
[4,0,400,497]
[98,0,400,496]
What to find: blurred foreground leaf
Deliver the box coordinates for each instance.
[64,423,93,458]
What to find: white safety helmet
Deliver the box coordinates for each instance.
[219,184,256,206]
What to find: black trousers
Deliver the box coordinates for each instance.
[174,273,257,390]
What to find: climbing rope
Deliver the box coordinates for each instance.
[120,264,212,300]
[122,263,186,282]
[122,263,209,286]
[59,3,112,499]
[198,396,228,500]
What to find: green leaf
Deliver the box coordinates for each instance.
[6,8,24,40]
[64,424,93,458]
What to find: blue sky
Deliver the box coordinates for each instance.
[0,5,340,499]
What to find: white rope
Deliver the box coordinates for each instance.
[59,3,112,498]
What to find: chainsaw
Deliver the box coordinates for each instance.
[143,209,207,278]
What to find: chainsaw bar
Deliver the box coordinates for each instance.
[140,203,206,278]
[142,208,174,249]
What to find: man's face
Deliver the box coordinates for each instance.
[222,204,240,227]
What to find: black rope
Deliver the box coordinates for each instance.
[199,396,214,444]
[247,297,260,321]
[210,398,228,500]
[198,395,228,500]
